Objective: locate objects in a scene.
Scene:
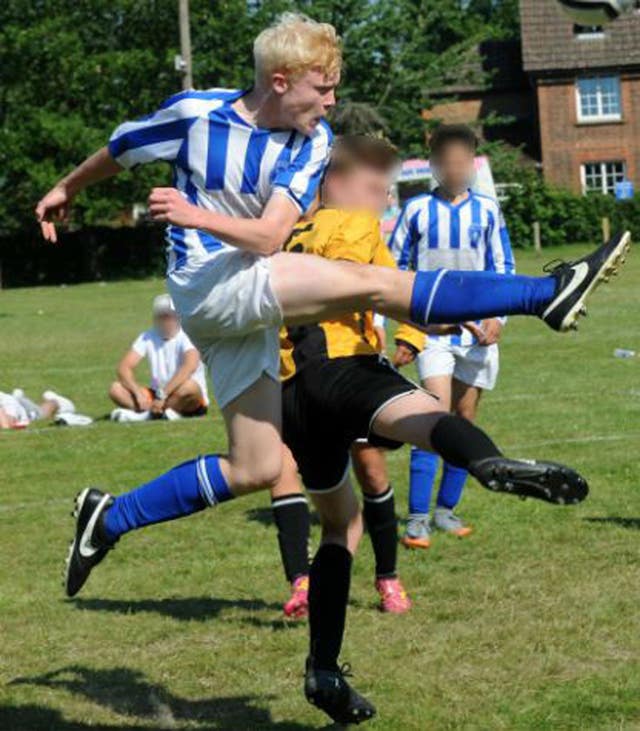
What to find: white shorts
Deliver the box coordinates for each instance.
[417,340,499,391]
[167,249,283,409]
[0,393,29,426]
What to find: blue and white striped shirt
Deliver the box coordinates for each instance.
[389,189,515,346]
[108,88,333,272]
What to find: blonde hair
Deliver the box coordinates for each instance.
[253,13,342,86]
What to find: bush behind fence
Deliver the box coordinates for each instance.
[0,225,166,288]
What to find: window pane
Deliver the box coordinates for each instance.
[583,163,603,193]
[599,77,621,116]
[583,161,626,195]
[604,162,626,194]
[574,24,604,35]
[577,76,621,119]
[578,78,598,117]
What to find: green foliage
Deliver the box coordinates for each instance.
[483,140,640,247]
[0,0,520,237]
[498,171,640,248]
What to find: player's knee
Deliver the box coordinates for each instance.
[176,379,200,397]
[108,381,123,401]
[355,463,388,494]
[233,455,283,493]
[455,402,476,421]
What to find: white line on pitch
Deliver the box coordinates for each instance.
[505,433,640,450]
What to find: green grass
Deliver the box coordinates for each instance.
[1,245,639,731]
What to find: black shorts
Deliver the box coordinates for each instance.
[282,356,418,492]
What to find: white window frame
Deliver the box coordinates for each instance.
[576,76,622,123]
[580,161,627,195]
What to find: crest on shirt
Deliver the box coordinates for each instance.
[468,224,484,248]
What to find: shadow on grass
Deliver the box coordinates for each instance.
[583,516,640,530]
[244,506,321,528]
[8,665,325,730]
[69,595,281,622]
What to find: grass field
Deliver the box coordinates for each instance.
[1,245,639,731]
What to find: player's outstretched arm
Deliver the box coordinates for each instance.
[36,147,123,243]
[148,187,301,257]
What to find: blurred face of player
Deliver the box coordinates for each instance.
[323,165,393,216]
[273,67,339,135]
[154,312,180,340]
[432,142,476,197]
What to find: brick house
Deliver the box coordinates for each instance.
[423,39,538,160]
[520,0,640,195]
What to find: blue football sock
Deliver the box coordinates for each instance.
[102,454,233,542]
[436,463,468,510]
[410,269,557,325]
[409,448,439,516]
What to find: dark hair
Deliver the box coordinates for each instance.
[429,124,478,156]
[328,134,399,175]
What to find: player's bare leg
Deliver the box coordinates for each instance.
[271,253,412,324]
[65,375,283,596]
[304,478,376,725]
[270,230,631,333]
[219,374,283,495]
[351,443,411,614]
[372,391,588,505]
[108,381,140,411]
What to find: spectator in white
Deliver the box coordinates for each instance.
[0,389,90,429]
[109,294,209,422]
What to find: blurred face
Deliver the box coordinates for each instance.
[272,67,339,135]
[154,312,179,339]
[322,165,393,216]
[431,141,476,196]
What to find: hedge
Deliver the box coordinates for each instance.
[0,225,166,288]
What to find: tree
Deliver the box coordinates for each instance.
[0,0,521,236]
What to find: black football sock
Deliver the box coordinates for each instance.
[308,543,352,671]
[362,485,398,579]
[430,414,502,469]
[271,493,311,583]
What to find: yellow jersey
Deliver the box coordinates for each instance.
[280,208,424,381]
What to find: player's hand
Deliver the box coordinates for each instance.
[393,343,417,368]
[481,318,503,346]
[463,321,488,345]
[134,388,153,411]
[148,188,201,228]
[35,185,73,244]
[150,398,166,417]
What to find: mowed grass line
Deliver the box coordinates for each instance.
[0,244,639,731]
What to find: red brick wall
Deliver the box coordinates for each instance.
[537,73,640,193]
[423,91,532,125]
